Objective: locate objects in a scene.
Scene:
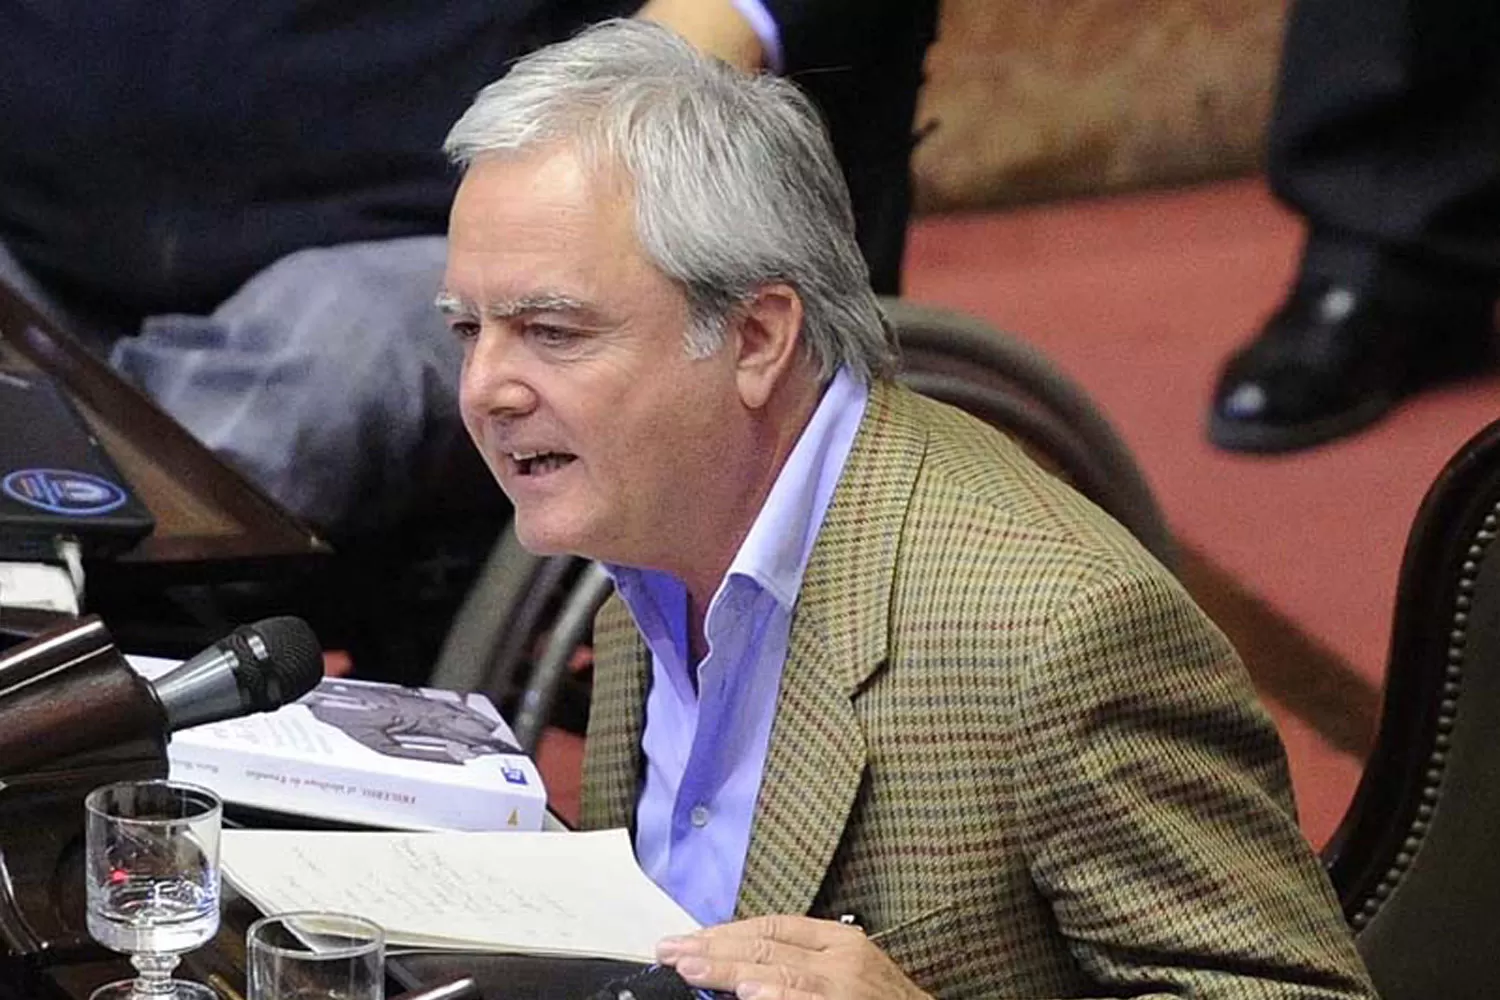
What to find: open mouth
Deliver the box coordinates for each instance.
[510,450,578,476]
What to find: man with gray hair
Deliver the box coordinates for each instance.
[441,20,1377,999]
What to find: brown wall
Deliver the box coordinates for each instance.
[912,0,1287,211]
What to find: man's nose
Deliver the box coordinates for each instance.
[462,326,538,418]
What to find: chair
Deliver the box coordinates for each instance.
[430,298,1174,750]
[883,298,1175,569]
[428,529,581,711]
[1320,416,1500,1000]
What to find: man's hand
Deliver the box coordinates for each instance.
[656,915,934,1000]
[634,0,765,72]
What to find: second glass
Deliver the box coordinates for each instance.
[246,911,385,1000]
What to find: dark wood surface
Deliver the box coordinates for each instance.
[0,281,329,571]
[0,618,174,996]
[9,894,263,1000]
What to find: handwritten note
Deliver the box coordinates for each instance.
[219,828,699,962]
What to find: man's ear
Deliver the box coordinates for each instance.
[732,283,804,410]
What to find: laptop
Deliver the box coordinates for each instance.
[0,368,155,559]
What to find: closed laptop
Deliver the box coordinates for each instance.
[0,369,154,557]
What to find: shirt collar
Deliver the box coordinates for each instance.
[724,367,866,610]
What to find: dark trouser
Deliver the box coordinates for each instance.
[1268,0,1500,305]
[794,0,940,297]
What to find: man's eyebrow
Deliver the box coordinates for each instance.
[433,291,590,319]
[434,290,470,316]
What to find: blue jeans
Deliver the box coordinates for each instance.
[0,236,469,535]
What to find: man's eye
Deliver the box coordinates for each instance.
[529,324,578,347]
[449,321,480,342]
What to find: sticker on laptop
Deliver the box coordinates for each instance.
[2,469,129,516]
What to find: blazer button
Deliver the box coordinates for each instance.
[689,804,710,828]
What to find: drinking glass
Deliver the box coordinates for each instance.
[84,779,223,1000]
[246,911,385,1000]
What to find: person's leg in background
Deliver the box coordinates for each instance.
[110,236,479,539]
[5,229,476,541]
[1209,0,1500,452]
[109,236,502,681]
[779,0,941,297]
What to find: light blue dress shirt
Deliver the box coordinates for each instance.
[605,367,868,925]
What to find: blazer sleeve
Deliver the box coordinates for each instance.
[1012,565,1378,999]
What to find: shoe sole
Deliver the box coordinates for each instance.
[1207,390,1397,454]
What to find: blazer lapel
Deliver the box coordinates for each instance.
[736,381,927,918]
[579,596,651,832]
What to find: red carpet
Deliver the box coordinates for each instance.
[902,177,1500,845]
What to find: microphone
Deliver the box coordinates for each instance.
[0,614,324,959]
[150,615,324,730]
[0,614,324,776]
[586,964,728,1000]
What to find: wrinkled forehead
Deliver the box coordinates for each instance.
[448,145,641,259]
[444,145,675,298]
[457,133,634,206]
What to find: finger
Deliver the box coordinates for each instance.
[658,930,815,970]
[696,915,863,950]
[733,983,825,1000]
[669,954,827,997]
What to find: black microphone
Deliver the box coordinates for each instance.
[586,965,727,1000]
[0,614,325,777]
[150,615,324,730]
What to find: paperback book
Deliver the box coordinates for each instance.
[128,659,548,832]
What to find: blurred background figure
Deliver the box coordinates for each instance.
[1209,0,1500,452]
[0,0,936,539]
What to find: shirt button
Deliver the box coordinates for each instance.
[689,804,710,828]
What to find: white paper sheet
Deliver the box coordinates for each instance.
[220,827,699,962]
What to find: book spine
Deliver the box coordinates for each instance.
[167,739,545,832]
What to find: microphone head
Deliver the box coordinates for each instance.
[229,616,324,712]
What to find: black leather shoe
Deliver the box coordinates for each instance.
[1208,283,1496,452]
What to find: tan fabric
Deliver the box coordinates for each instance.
[582,380,1375,998]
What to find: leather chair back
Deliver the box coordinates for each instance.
[883,298,1175,568]
[1322,417,1500,999]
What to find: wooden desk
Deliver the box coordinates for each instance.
[6,894,281,1000]
[11,910,638,1000]
[0,282,328,573]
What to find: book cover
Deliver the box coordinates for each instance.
[129,659,547,832]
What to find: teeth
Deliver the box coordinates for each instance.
[509,450,576,477]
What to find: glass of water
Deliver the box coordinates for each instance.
[247,911,385,1000]
[84,779,223,1000]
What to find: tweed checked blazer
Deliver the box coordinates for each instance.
[581,380,1375,999]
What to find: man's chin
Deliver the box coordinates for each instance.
[511,518,588,559]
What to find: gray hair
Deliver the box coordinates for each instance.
[443,19,895,383]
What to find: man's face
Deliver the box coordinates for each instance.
[442,147,742,569]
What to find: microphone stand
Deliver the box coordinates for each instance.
[0,615,168,963]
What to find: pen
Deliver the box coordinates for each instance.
[206,973,246,1000]
[839,911,893,942]
[840,902,950,944]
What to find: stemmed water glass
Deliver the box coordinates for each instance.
[84,779,224,1000]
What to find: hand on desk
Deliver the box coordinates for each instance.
[656,915,933,1000]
